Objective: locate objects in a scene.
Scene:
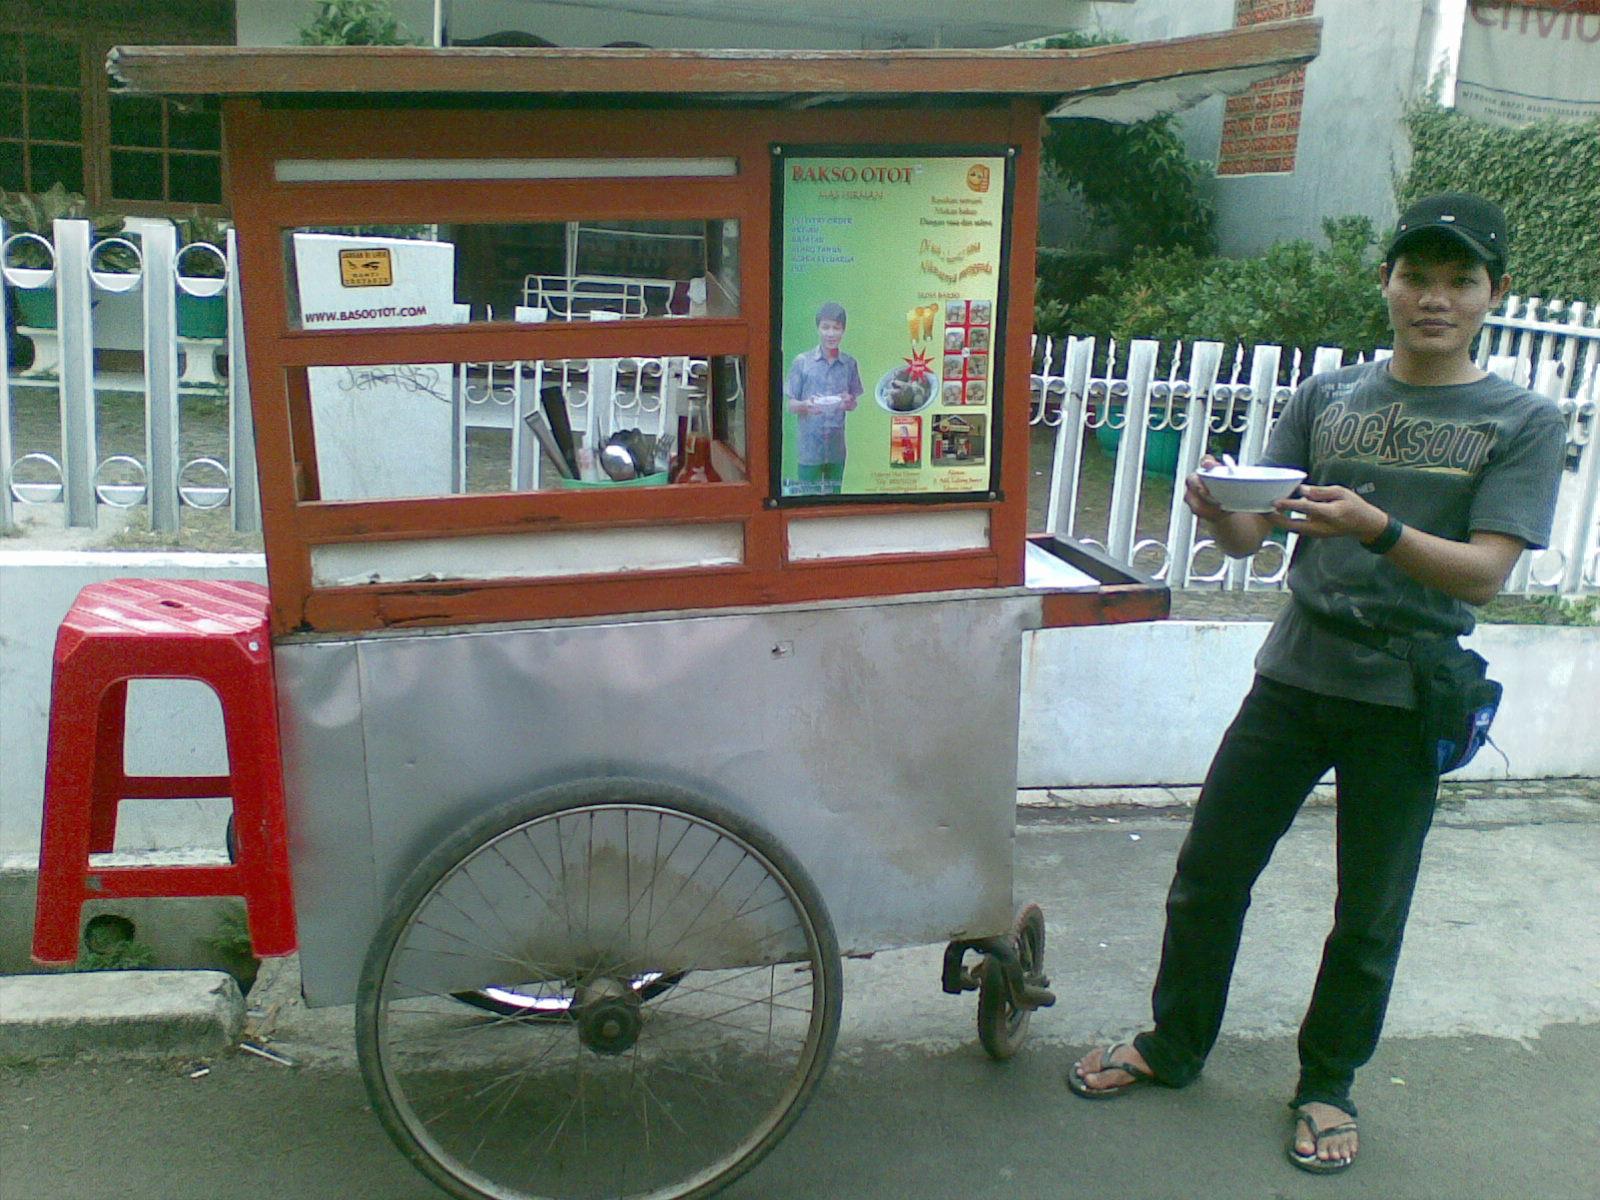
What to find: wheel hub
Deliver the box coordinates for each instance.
[574,978,643,1055]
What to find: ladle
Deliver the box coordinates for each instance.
[600,443,638,481]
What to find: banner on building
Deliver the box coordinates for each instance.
[1457,2,1600,127]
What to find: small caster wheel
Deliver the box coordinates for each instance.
[977,902,1046,1061]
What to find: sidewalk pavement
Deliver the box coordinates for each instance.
[3,777,1596,1066]
[4,780,1598,1200]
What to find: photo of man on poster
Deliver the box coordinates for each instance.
[784,301,863,495]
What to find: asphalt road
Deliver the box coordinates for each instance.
[5,796,1598,1200]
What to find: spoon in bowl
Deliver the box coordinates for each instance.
[600,443,638,481]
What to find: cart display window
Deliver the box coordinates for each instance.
[281,219,741,328]
[772,147,1012,504]
[286,353,747,502]
[106,27,1317,635]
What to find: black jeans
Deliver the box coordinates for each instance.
[1132,675,1440,1115]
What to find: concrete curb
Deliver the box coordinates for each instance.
[1018,777,1600,812]
[0,970,243,1061]
[1021,784,1331,809]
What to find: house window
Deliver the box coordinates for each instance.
[106,82,223,206]
[0,31,86,194]
[1216,0,1315,177]
[1,4,231,211]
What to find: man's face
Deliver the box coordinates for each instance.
[1380,249,1504,361]
[817,318,845,353]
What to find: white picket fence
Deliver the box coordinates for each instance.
[1031,295,1600,596]
[5,219,1598,595]
[1,219,724,531]
[1,217,257,534]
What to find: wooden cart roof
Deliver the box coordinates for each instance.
[108,18,1319,123]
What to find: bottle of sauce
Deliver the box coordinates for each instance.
[673,393,720,484]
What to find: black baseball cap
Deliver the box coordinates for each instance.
[1386,192,1508,270]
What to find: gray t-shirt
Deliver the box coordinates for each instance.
[1253,361,1566,707]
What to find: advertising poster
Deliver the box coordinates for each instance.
[291,233,458,501]
[775,150,1010,500]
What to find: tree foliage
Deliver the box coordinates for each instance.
[1034,32,1217,255]
[1046,216,1392,368]
[1400,105,1600,303]
[0,183,135,270]
[298,0,419,46]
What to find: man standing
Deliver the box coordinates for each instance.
[1066,194,1567,1174]
[785,301,862,495]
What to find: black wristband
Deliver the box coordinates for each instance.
[1362,514,1404,555]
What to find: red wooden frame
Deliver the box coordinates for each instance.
[223,100,1042,637]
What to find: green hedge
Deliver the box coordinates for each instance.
[1041,217,1392,370]
[1033,30,1217,256]
[1399,106,1599,302]
[1038,108,1600,369]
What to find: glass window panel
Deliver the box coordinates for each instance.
[716,355,747,466]
[0,145,23,192]
[301,355,745,502]
[168,104,220,151]
[170,152,221,204]
[110,148,163,201]
[30,141,82,193]
[27,89,80,141]
[0,87,21,140]
[0,36,22,85]
[24,36,78,88]
[109,93,164,148]
[281,220,739,329]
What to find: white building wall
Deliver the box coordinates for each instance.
[234,1,1106,50]
[1018,619,1600,788]
[0,555,268,860]
[442,1,863,48]
[1078,0,1455,256]
[3,554,1596,859]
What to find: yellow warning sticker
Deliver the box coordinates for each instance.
[339,248,393,288]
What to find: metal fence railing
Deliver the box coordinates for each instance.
[2,219,719,537]
[2,217,257,535]
[1030,296,1600,596]
[5,220,1598,594]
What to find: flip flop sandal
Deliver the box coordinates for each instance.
[1066,1043,1157,1099]
[1288,1109,1359,1174]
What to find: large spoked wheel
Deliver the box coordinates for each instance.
[976,903,1046,1061]
[357,780,842,1200]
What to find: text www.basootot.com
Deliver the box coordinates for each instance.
[302,305,429,323]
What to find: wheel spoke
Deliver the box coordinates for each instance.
[359,794,841,1200]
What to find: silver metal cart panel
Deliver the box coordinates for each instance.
[274,592,1039,1006]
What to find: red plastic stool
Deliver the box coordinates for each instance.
[32,579,297,964]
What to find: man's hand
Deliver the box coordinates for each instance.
[1184,455,1275,558]
[1272,485,1525,604]
[1183,455,1228,521]
[1271,484,1389,543]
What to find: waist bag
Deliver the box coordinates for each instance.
[1297,603,1502,775]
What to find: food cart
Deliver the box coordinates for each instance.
[104,23,1318,1200]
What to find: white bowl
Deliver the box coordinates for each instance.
[1197,465,1306,513]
